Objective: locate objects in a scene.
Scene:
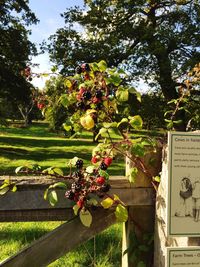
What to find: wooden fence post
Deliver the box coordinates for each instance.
[122,148,162,267]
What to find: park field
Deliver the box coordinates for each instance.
[0,121,124,266]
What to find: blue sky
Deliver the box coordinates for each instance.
[28,0,84,88]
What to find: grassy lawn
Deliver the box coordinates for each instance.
[0,121,124,266]
[0,121,125,176]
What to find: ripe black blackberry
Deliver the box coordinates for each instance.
[71,182,82,192]
[76,66,82,74]
[100,162,108,170]
[75,159,83,169]
[83,91,92,100]
[74,171,84,180]
[65,190,75,200]
[100,184,111,192]
[95,90,103,99]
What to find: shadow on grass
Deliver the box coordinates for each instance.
[0,136,94,148]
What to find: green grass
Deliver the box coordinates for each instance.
[0,121,124,266]
[0,122,125,176]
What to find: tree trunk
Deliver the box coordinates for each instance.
[154,50,186,131]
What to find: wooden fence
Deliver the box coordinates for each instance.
[0,147,162,267]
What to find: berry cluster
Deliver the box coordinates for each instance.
[65,159,111,210]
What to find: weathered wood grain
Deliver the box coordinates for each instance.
[0,208,116,267]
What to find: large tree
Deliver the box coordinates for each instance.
[48,0,200,129]
[0,0,38,114]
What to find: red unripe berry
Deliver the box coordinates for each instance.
[79,87,86,95]
[77,199,84,208]
[104,157,112,166]
[96,176,105,185]
[37,103,45,109]
[91,156,98,164]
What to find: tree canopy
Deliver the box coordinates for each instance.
[0,0,38,104]
[48,0,200,117]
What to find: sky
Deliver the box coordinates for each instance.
[28,0,84,88]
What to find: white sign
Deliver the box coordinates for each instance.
[167,132,200,236]
[167,247,200,267]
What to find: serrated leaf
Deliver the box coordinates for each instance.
[79,209,92,227]
[73,204,79,215]
[15,166,24,174]
[97,60,107,71]
[0,186,9,195]
[129,115,143,130]
[128,167,138,183]
[86,166,95,174]
[48,190,58,206]
[101,197,114,209]
[115,204,128,222]
[53,168,63,176]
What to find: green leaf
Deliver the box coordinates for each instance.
[53,168,63,176]
[79,209,92,227]
[116,88,129,102]
[103,122,118,128]
[131,143,145,157]
[48,190,58,206]
[113,194,120,202]
[52,182,67,189]
[67,157,79,167]
[99,170,109,180]
[44,188,48,200]
[97,60,107,71]
[128,167,138,183]
[117,118,128,128]
[91,62,99,72]
[95,127,107,141]
[101,197,114,209]
[87,198,98,206]
[0,186,10,195]
[63,123,72,132]
[15,166,24,174]
[11,185,17,192]
[129,115,143,130]
[73,204,80,215]
[153,176,161,183]
[64,79,72,88]
[115,204,128,222]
